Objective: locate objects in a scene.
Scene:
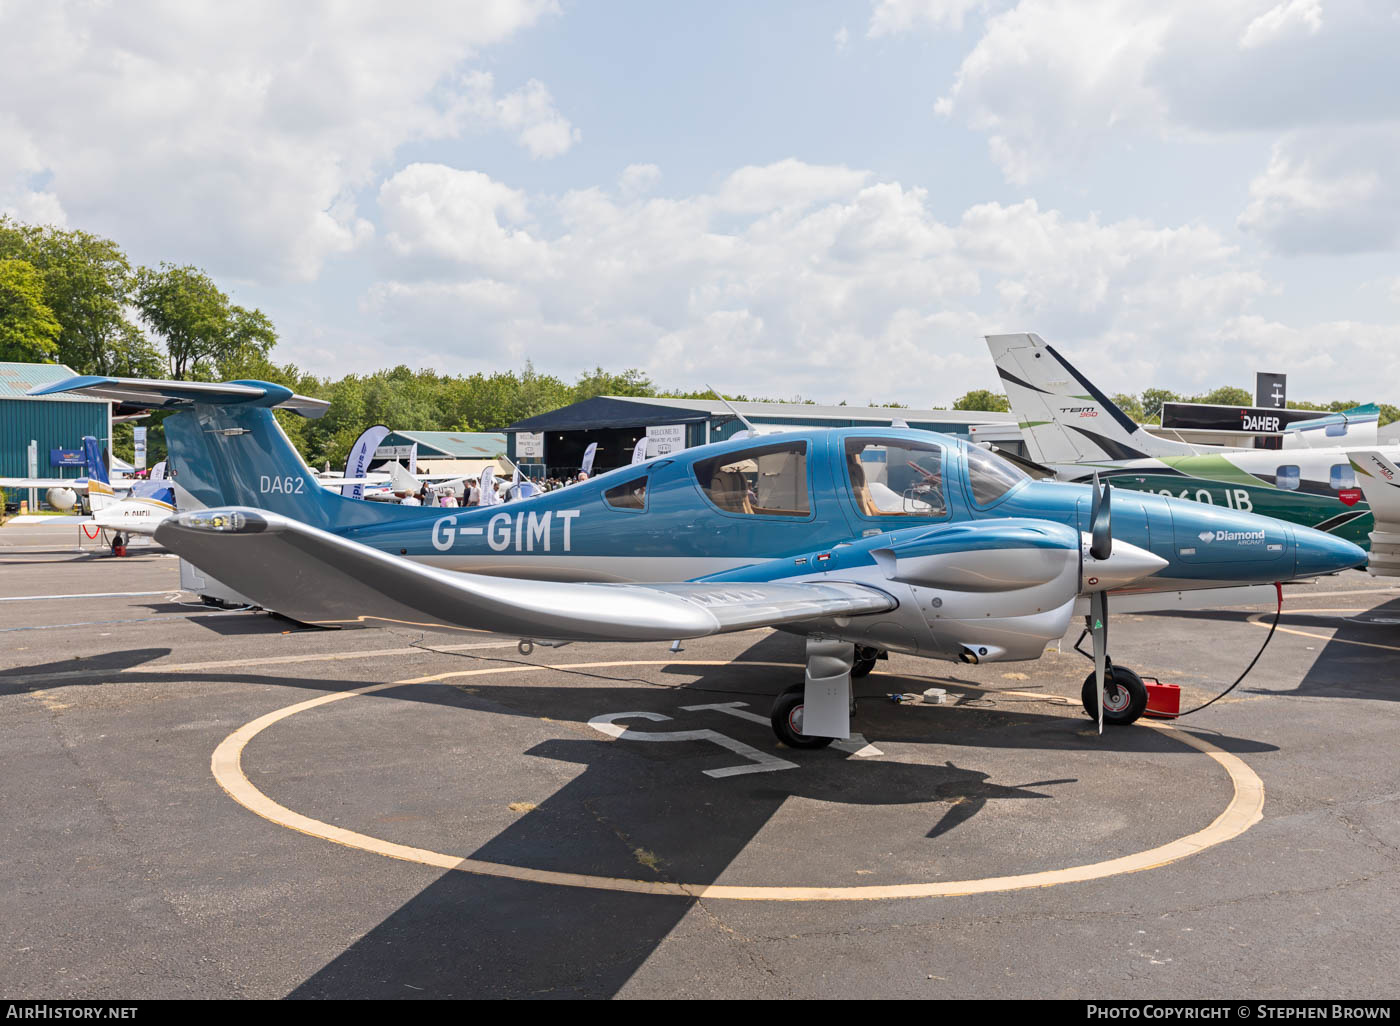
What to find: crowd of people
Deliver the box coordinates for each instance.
[398,470,590,507]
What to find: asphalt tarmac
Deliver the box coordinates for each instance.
[2,519,1399,999]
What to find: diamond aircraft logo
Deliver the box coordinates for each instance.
[1198,530,1215,543]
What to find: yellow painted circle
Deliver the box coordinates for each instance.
[212,659,1265,902]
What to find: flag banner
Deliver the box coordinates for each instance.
[631,437,649,464]
[581,442,598,476]
[343,425,391,500]
[479,465,499,505]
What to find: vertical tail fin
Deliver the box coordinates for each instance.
[29,377,434,531]
[81,434,118,511]
[1349,450,1400,577]
[985,333,1191,465]
[83,435,109,484]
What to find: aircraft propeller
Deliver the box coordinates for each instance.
[1089,473,1111,734]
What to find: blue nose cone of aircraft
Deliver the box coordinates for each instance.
[1294,527,1367,579]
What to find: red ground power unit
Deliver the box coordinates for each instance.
[1144,680,1181,719]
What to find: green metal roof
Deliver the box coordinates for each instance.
[383,430,506,458]
[0,362,97,401]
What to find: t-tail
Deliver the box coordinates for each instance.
[985,333,1194,465]
[81,434,119,510]
[29,377,439,531]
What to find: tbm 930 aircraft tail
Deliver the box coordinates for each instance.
[985,332,1199,465]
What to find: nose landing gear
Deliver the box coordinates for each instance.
[1080,664,1148,726]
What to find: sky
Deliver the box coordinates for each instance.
[1,0,1397,408]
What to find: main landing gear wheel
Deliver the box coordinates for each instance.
[1081,666,1148,726]
[770,684,835,749]
[852,645,881,678]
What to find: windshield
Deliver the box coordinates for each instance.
[965,445,1029,506]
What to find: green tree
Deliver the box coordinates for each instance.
[952,389,1011,412]
[133,263,275,379]
[0,217,157,375]
[1138,388,1179,423]
[1190,385,1253,406]
[1112,393,1145,422]
[0,258,61,362]
[572,366,655,401]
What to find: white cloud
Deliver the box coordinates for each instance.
[618,163,662,198]
[1238,129,1400,254]
[0,0,565,281]
[360,159,1337,403]
[932,0,1400,252]
[378,163,547,276]
[1240,0,1323,48]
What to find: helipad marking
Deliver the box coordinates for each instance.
[211,659,1265,902]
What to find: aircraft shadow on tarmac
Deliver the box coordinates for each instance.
[284,633,1278,999]
[3,631,1279,998]
[1141,595,1400,703]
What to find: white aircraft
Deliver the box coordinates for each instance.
[0,435,134,512]
[1346,451,1400,577]
[985,332,1396,569]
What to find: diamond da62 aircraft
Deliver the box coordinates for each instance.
[30,374,1365,747]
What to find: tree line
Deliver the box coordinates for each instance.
[1,215,1391,470]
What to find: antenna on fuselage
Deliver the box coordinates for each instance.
[708,384,757,438]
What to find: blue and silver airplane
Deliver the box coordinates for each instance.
[30,375,1366,747]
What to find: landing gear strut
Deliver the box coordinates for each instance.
[1080,663,1148,726]
[769,637,855,748]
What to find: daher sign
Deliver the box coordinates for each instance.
[1160,402,1326,434]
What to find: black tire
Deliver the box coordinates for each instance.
[770,684,834,749]
[852,645,880,679]
[1081,666,1149,726]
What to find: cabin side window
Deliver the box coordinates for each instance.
[693,442,810,516]
[1275,465,1301,491]
[603,476,648,511]
[844,438,948,517]
[1330,463,1356,491]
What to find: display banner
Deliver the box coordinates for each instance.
[516,432,544,459]
[373,443,418,475]
[631,437,649,464]
[645,424,687,456]
[479,465,500,505]
[133,427,147,470]
[343,425,391,500]
[149,461,167,481]
[580,442,598,476]
[1255,372,1287,409]
[50,449,85,467]
[1161,402,1324,434]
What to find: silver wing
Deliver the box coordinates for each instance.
[154,508,896,640]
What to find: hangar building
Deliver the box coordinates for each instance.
[374,429,509,478]
[1,362,111,507]
[504,396,1017,479]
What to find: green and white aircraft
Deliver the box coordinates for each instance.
[986,332,1391,560]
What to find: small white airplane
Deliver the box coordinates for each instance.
[0,436,134,512]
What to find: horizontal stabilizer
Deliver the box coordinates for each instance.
[154,508,897,639]
[28,376,329,418]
